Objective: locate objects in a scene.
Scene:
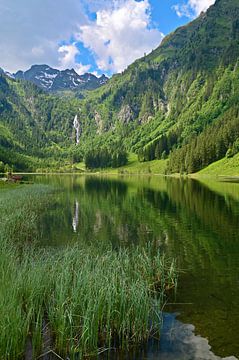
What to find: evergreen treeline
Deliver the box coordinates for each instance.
[137,130,179,162]
[1,0,239,173]
[85,148,128,169]
[167,107,239,174]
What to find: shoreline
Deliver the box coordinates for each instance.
[6,172,239,180]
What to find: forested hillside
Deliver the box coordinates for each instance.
[75,0,239,173]
[0,75,81,170]
[0,0,239,173]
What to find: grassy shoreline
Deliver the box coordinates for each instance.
[6,151,239,178]
[0,185,176,359]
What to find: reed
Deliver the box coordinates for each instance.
[0,185,177,359]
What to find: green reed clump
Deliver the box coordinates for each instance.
[0,185,54,358]
[0,184,54,244]
[0,185,177,359]
[45,245,176,357]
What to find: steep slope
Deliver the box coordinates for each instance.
[1,0,239,173]
[74,0,239,172]
[198,152,239,176]
[0,74,82,170]
[14,65,108,92]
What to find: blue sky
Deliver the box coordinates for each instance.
[151,0,191,33]
[0,0,215,75]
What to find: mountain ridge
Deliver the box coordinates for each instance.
[0,0,239,173]
[10,64,108,92]
[73,0,239,172]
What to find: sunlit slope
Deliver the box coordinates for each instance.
[1,0,239,173]
[197,153,239,176]
[77,0,239,163]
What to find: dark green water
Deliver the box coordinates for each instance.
[31,175,239,359]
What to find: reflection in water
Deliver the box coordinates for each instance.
[98,313,237,360]
[72,200,79,232]
[157,314,237,360]
[94,210,103,233]
[31,175,239,359]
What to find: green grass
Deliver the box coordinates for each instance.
[0,185,176,359]
[36,154,167,175]
[97,154,167,175]
[0,180,16,189]
[197,153,239,176]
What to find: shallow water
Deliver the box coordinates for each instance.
[96,313,237,360]
[30,175,239,359]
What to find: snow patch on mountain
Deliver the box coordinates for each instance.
[13,65,108,92]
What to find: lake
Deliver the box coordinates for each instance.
[31,175,239,360]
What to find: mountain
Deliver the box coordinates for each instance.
[0,72,83,170]
[74,0,239,172]
[14,65,108,92]
[0,0,239,173]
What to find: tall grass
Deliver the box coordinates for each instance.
[0,185,177,359]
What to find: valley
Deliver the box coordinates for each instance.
[0,0,239,358]
[0,0,238,176]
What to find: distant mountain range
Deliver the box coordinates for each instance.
[2,65,108,92]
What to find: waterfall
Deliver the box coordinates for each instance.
[72,200,79,232]
[73,115,80,144]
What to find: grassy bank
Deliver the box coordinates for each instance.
[196,153,239,177]
[106,154,167,175]
[0,185,176,359]
[33,151,239,177]
[75,154,167,175]
[33,154,167,175]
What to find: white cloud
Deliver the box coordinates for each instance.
[0,0,87,72]
[92,70,101,78]
[173,0,215,18]
[77,0,164,73]
[58,43,91,75]
[0,0,164,75]
[74,63,91,75]
[189,0,215,15]
[173,4,191,18]
[58,44,79,69]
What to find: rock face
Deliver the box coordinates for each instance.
[14,65,108,92]
[94,111,104,134]
[118,105,134,124]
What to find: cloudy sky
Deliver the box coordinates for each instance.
[0,0,215,76]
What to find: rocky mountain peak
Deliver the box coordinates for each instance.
[13,64,109,92]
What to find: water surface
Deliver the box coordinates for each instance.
[31,175,239,359]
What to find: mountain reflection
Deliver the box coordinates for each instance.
[31,175,239,358]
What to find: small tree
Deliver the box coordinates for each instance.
[226,148,233,158]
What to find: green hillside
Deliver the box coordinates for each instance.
[0,75,82,170]
[72,0,239,173]
[198,152,239,176]
[0,0,239,174]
